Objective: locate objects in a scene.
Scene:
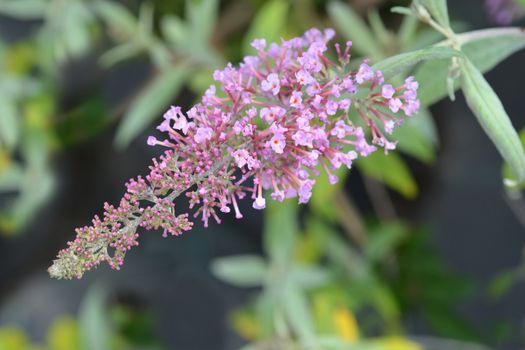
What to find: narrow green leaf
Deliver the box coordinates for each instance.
[356,152,418,199]
[187,0,218,43]
[392,6,415,18]
[115,66,189,148]
[78,285,112,350]
[94,0,137,36]
[327,2,383,60]
[161,15,189,48]
[502,128,525,188]
[283,287,315,343]
[211,255,268,287]
[372,46,461,79]
[263,200,298,268]
[459,58,525,183]
[417,0,450,28]
[99,43,143,67]
[398,14,419,47]
[0,97,19,150]
[367,9,389,45]
[0,0,47,19]
[290,266,331,289]
[242,0,289,55]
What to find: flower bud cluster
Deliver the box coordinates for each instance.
[49,28,419,279]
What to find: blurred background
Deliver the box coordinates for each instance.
[0,0,524,349]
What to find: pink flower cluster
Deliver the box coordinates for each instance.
[49,28,419,279]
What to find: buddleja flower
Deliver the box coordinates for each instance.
[49,28,420,279]
[486,0,525,24]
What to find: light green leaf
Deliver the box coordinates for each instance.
[100,42,143,67]
[243,0,289,55]
[94,0,137,36]
[290,266,331,289]
[187,0,218,43]
[78,285,112,350]
[263,200,298,268]
[391,6,414,17]
[416,0,450,29]
[283,287,315,343]
[502,128,525,189]
[413,59,449,107]
[357,152,418,199]
[328,1,383,61]
[416,28,525,107]
[460,28,525,74]
[399,14,419,47]
[211,255,268,287]
[367,9,389,45]
[115,66,189,148]
[460,58,525,183]
[161,15,189,48]
[372,46,461,79]
[394,110,436,164]
[0,97,19,150]
[0,0,46,19]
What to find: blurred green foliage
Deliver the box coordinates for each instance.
[0,285,163,350]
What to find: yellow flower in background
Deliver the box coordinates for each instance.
[372,336,423,350]
[0,326,38,350]
[334,307,359,343]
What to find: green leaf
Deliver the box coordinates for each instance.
[502,128,525,188]
[416,28,525,107]
[94,0,137,36]
[460,28,525,74]
[99,42,143,67]
[0,97,19,150]
[398,14,419,47]
[416,0,450,29]
[161,15,189,48]
[372,46,461,79]
[394,110,436,164]
[283,286,315,343]
[78,285,112,350]
[310,165,347,222]
[115,66,189,148]
[367,9,389,45]
[459,57,525,183]
[327,2,383,61]
[242,0,289,55]
[290,266,331,289]
[0,0,46,19]
[211,255,268,287]
[413,59,449,107]
[263,200,298,268]
[365,222,407,262]
[357,152,418,199]
[391,6,414,17]
[186,0,218,44]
